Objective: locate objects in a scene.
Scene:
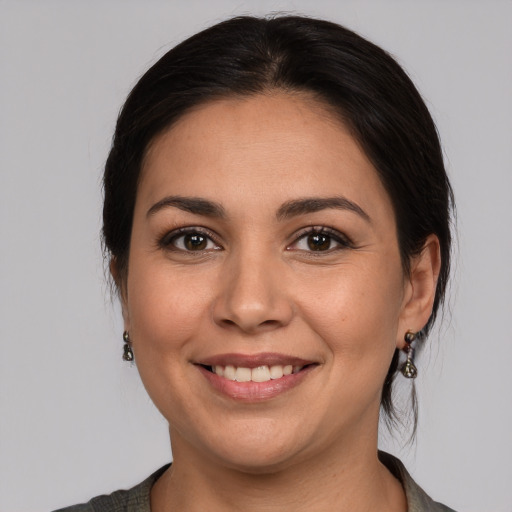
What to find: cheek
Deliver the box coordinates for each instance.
[124,259,215,422]
[125,256,212,358]
[296,257,405,365]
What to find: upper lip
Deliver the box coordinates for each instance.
[196,352,316,368]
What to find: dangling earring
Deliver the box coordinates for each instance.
[122,331,134,362]
[400,330,417,378]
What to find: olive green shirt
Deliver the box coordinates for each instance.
[54,452,456,512]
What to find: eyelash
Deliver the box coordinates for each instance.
[287,226,353,253]
[158,226,353,254]
[158,227,222,253]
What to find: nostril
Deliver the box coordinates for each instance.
[213,290,294,333]
[261,319,280,327]
[218,317,282,333]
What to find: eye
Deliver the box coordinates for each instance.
[288,227,351,252]
[160,228,221,252]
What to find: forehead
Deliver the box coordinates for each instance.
[138,92,393,221]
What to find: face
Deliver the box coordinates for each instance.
[122,93,416,472]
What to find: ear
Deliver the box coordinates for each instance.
[110,258,131,330]
[397,235,441,349]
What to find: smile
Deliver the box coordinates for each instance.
[196,353,318,401]
[207,364,303,382]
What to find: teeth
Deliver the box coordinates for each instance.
[251,366,271,382]
[235,367,251,382]
[211,364,304,382]
[269,365,284,379]
[224,365,236,380]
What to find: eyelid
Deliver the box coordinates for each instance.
[157,225,352,253]
[158,226,223,251]
[286,225,353,251]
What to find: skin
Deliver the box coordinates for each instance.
[116,92,440,511]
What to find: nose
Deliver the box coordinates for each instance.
[212,249,294,334]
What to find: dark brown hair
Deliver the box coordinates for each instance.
[102,15,454,427]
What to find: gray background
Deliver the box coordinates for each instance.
[1,1,511,511]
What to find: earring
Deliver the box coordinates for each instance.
[122,331,134,362]
[400,330,417,379]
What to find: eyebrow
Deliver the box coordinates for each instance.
[276,196,371,223]
[146,195,370,223]
[147,196,226,218]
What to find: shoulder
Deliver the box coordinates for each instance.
[52,464,170,512]
[379,451,457,512]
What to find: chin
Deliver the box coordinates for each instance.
[194,420,316,474]
[214,446,304,475]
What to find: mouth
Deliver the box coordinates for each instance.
[195,353,318,401]
[201,363,308,383]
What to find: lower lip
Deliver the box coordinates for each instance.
[197,365,316,402]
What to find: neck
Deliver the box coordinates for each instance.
[151,428,406,512]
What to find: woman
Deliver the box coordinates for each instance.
[58,15,455,512]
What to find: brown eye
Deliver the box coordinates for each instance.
[162,229,220,252]
[184,233,208,250]
[307,233,332,251]
[287,227,351,253]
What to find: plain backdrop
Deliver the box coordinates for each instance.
[1,1,511,511]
